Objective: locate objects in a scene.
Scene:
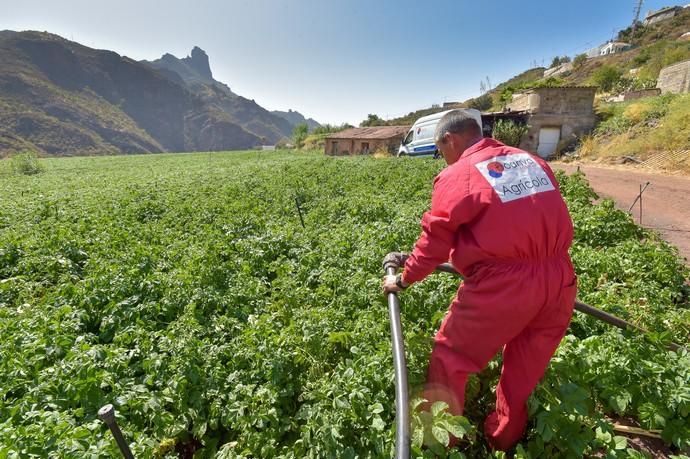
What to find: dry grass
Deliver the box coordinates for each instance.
[372,147,392,159]
[577,135,599,158]
[579,93,690,172]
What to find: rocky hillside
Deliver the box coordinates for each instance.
[271,109,320,131]
[143,48,302,144]
[389,7,690,124]
[0,31,317,156]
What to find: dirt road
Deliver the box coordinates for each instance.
[553,163,690,266]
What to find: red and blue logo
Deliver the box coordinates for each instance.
[487,161,505,178]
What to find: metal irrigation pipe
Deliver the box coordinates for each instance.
[382,256,411,459]
[98,404,135,459]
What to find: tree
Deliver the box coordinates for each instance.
[573,53,587,68]
[292,123,308,148]
[499,87,516,109]
[467,93,493,111]
[312,123,352,136]
[360,114,386,127]
[590,65,623,92]
[550,55,572,68]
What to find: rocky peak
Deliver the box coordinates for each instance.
[183,46,212,80]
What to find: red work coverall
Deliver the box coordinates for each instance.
[402,138,576,450]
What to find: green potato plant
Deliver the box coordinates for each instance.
[0,152,687,458]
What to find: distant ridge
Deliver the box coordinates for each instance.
[0,31,318,156]
[271,109,321,131]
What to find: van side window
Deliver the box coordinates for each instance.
[403,131,413,145]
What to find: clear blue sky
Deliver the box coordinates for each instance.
[2,0,677,125]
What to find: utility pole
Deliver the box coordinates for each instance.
[631,0,643,41]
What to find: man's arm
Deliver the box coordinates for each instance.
[402,170,481,285]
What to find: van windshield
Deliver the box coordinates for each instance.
[403,130,413,145]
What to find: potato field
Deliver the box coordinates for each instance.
[0,151,688,458]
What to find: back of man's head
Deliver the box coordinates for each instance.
[434,110,482,145]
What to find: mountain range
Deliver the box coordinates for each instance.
[270,109,320,131]
[0,31,319,156]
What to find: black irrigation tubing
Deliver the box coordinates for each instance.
[98,405,134,459]
[643,226,690,233]
[434,262,685,353]
[295,195,306,228]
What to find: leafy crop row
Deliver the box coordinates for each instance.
[0,151,688,458]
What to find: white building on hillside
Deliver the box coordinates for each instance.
[599,41,632,56]
[586,41,632,58]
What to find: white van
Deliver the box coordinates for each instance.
[398,109,483,158]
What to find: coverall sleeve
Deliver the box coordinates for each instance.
[402,169,480,284]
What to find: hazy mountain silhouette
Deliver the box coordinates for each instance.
[0,31,317,156]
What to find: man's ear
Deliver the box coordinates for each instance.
[443,132,452,147]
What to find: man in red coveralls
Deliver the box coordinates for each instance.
[383,110,576,451]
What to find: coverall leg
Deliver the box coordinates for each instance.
[424,260,575,450]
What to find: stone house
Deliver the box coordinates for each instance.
[324,126,409,156]
[506,87,597,158]
[644,6,682,25]
[657,59,690,94]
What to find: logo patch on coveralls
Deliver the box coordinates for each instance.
[475,153,555,203]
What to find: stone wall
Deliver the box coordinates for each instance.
[544,62,573,78]
[508,87,595,115]
[519,114,597,155]
[324,137,403,156]
[623,88,661,101]
[535,87,596,115]
[506,87,597,157]
[507,93,538,112]
[657,60,690,94]
[644,7,680,25]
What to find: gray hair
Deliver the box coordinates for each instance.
[434,110,482,144]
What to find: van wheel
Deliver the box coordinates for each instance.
[397,152,407,158]
[433,151,441,159]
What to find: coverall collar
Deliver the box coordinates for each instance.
[462,137,505,159]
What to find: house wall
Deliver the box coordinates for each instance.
[534,88,596,115]
[507,93,539,112]
[507,88,597,157]
[599,43,630,56]
[644,8,679,25]
[657,60,690,94]
[508,88,596,115]
[324,136,404,156]
[519,113,597,156]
